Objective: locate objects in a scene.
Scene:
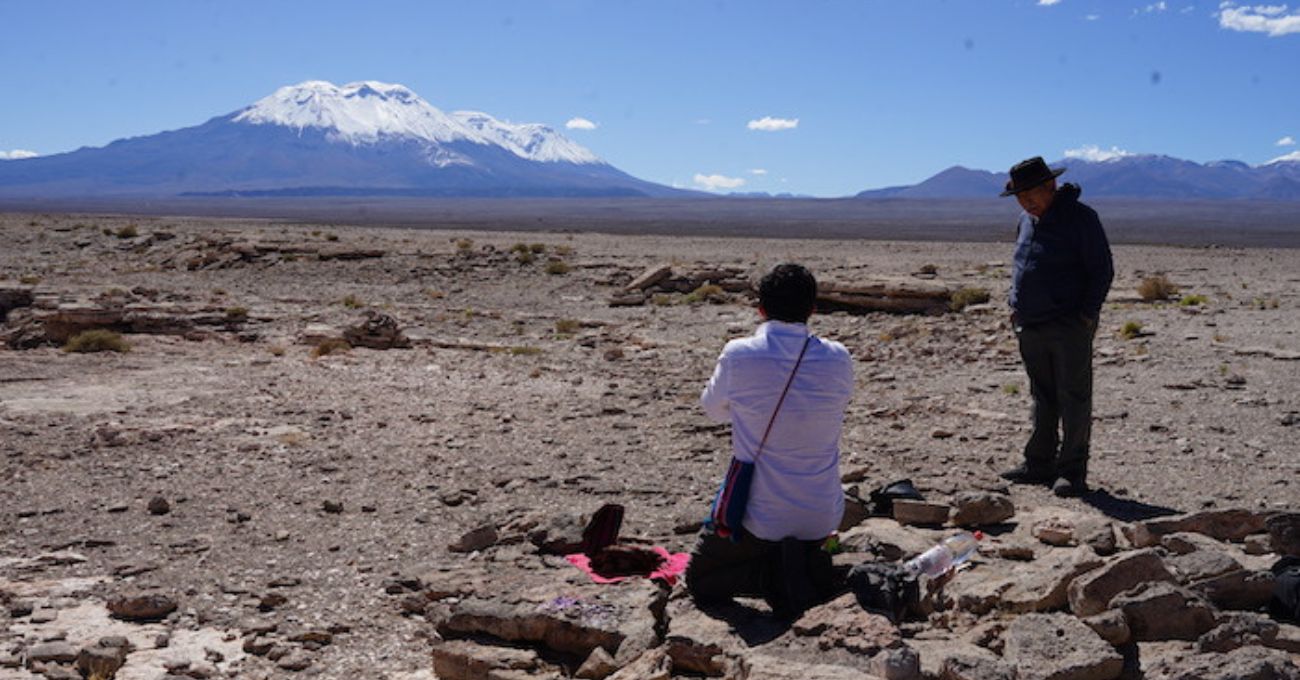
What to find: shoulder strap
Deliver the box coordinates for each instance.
[753,335,813,465]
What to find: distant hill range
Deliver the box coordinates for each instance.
[0,80,687,199]
[857,155,1300,201]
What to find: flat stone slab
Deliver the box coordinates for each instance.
[1003,613,1124,680]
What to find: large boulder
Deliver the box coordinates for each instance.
[1001,545,1104,614]
[1067,549,1175,617]
[342,311,410,350]
[107,593,178,622]
[1126,509,1269,548]
[432,580,667,666]
[1111,582,1216,642]
[1003,613,1124,680]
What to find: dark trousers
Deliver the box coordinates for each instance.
[686,527,833,618]
[1016,314,1096,481]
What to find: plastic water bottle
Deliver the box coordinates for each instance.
[904,531,982,577]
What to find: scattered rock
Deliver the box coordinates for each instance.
[322,500,344,514]
[343,311,410,350]
[107,593,178,621]
[1083,609,1132,646]
[1003,613,1124,680]
[1032,517,1077,546]
[792,593,903,656]
[1112,581,1217,641]
[147,495,171,515]
[1198,612,1280,653]
[575,646,619,679]
[1068,548,1176,617]
[1126,509,1269,548]
[26,642,78,664]
[76,644,128,679]
[1142,645,1300,680]
[949,491,1014,527]
[1265,513,1300,557]
[893,499,951,526]
[448,525,499,553]
[869,645,921,680]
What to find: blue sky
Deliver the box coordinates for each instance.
[2,0,1297,196]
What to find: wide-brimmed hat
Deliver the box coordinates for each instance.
[1000,156,1065,197]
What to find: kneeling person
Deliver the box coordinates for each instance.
[686,263,854,619]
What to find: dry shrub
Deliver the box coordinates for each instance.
[341,294,364,308]
[312,338,351,358]
[64,329,130,353]
[1179,294,1208,307]
[949,287,991,311]
[115,224,139,239]
[1120,320,1144,340]
[554,318,581,335]
[1137,275,1178,301]
[545,260,571,275]
[225,306,249,321]
[455,238,474,251]
[685,284,726,304]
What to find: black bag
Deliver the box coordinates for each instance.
[868,479,925,517]
[579,503,624,557]
[1270,556,1300,623]
[846,561,920,623]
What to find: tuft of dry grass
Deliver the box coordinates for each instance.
[115,224,139,239]
[949,287,991,312]
[1120,320,1144,340]
[555,318,581,335]
[311,338,351,358]
[341,295,364,309]
[225,306,249,321]
[684,284,726,304]
[64,329,130,353]
[545,260,571,275]
[1138,275,1178,301]
[1179,294,1208,307]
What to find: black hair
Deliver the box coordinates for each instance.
[758,263,817,323]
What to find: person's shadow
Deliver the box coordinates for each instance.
[1081,489,1180,522]
[692,599,793,646]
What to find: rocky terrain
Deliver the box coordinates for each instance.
[1,211,1298,679]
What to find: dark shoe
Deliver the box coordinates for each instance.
[1000,464,1055,486]
[1052,476,1088,497]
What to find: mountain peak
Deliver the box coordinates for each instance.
[231,80,600,164]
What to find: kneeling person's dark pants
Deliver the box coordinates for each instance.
[1016,314,1096,481]
[686,527,833,618]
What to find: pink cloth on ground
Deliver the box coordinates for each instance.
[565,546,692,586]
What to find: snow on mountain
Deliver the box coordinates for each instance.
[453,111,599,164]
[232,80,600,164]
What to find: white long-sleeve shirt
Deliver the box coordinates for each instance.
[700,320,854,541]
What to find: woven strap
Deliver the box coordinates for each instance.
[753,335,813,465]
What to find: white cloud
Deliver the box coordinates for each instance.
[1064,144,1136,162]
[693,173,746,191]
[1267,150,1300,163]
[0,149,38,160]
[1218,3,1300,36]
[1278,136,1297,146]
[1038,0,1062,5]
[565,117,597,130]
[750,168,768,175]
[1086,13,1102,20]
[695,118,712,125]
[747,116,799,132]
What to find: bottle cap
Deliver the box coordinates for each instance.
[973,531,984,540]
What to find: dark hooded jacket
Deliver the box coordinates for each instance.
[1009,183,1114,326]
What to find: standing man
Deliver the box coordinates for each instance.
[686,263,854,619]
[1000,157,1114,497]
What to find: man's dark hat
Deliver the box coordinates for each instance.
[1000,156,1066,197]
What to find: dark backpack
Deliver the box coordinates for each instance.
[1270,556,1300,623]
[579,503,624,557]
[846,561,920,623]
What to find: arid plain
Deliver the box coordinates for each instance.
[2,211,1298,679]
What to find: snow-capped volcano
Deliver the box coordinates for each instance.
[0,80,678,199]
[232,80,599,164]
